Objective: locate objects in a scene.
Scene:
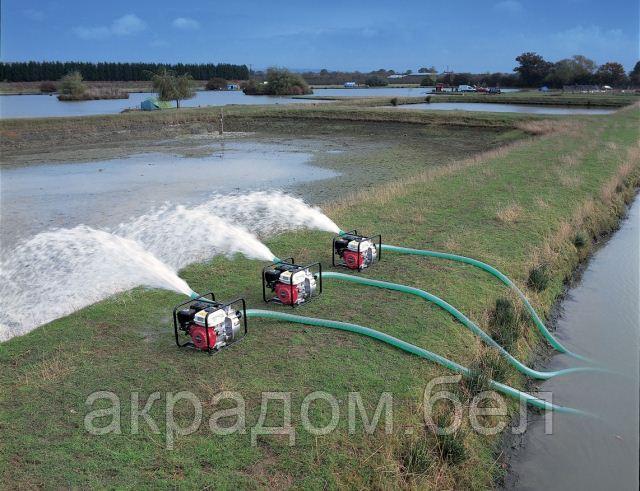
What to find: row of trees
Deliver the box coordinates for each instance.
[0,61,249,82]
[514,53,639,88]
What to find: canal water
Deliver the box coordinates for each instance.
[0,141,337,250]
[394,102,615,115]
[505,196,639,490]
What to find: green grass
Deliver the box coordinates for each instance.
[1,105,638,488]
[299,89,639,107]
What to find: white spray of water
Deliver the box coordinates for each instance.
[0,226,195,341]
[198,191,342,236]
[0,191,328,341]
[117,204,277,269]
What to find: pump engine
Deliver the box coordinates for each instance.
[173,293,247,353]
[333,231,381,271]
[262,259,322,306]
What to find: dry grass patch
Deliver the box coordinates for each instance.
[495,204,523,224]
[557,171,583,187]
[515,119,582,136]
[559,154,579,167]
[535,197,549,209]
[18,348,77,387]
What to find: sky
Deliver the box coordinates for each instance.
[1,0,638,72]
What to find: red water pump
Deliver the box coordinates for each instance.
[173,293,247,354]
[333,230,381,271]
[262,258,322,307]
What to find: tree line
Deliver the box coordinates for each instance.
[0,61,249,82]
[513,53,638,88]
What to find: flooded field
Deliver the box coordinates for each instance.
[0,87,522,119]
[0,141,337,249]
[394,102,615,115]
[506,197,639,490]
[0,90,328,119]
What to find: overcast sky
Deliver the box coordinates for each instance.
[2,0,638,72]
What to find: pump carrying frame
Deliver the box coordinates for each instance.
[173,292,247,355]
[332,230,382,271]
[262,257,323,307]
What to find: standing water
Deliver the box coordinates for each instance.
[506,197,640,489]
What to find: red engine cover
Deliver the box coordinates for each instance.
[343,250,364,269]
[275,281,298,305]
[189,324,217,350]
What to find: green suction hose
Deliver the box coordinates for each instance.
[246,309,585,415]
[378,243,587,361]
[321,272,597,380]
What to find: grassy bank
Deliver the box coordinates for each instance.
[300,90,639,107]
[430,90,638,107]
[1,105,638,488]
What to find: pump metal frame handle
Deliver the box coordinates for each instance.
[262,258,323,307]
[173,293,248,355]
[333,230,382,271]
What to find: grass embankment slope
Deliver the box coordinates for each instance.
[300,90,639,108]
[1,106,639,488]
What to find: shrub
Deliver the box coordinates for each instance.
[463,362,493,396]
[437,432,467,465]
[243,68,312,96]
[241,79,262,95]
[390,97,399,106]
[39,81,57,93]
[573,231,588,248]
[462,347,510,398]
[489,298,520,350]
[425,95,432,103]
[205,77,228,90]
[364,75,388,87]
[397,435,432,475]
[151,68,195,108]
[527,264,550,292]
[478,347,509,383]
[59,71,86,97]
[420,76,435,86]
[427,411,468,464]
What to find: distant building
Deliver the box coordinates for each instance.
[227,83,240,90]
[344,81,357,88]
